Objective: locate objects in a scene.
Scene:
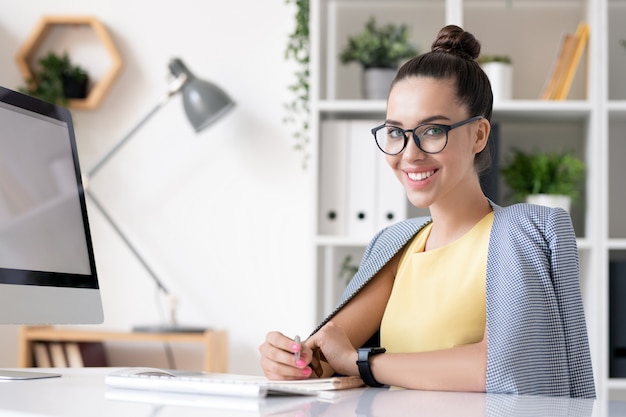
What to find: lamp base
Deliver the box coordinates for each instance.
[132,324,208,334]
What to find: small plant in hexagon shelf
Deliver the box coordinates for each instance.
[19,51,89,106]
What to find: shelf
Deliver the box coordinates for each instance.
[15,15,123,110]
[318,100,386,113]
[607,379,626,390]
[608,102,626,118]
[318,99,591,120]
[609,240,626,250]
[316,235,371,247]
[492,100,591,119]
[318,235,594,249]
[18,326,228,373]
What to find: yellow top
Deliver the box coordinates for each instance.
[380,212,494,353]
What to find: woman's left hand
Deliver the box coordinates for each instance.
[305,321,359,377]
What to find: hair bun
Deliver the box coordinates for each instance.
[431,25,481,61]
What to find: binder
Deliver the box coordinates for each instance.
[375,150,407,230]
[319,118,409,239]
[346,120,378,239]
[318,120,349,236]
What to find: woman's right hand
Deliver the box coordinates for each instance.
[259,331,314,380]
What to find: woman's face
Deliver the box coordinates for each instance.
[385,76,489,209]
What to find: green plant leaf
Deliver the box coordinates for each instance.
[500,148,585,202]
[285,0,311,169]
[340,17,418,68]
[18,51,88,106]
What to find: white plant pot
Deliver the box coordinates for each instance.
[481,62,513,101]
[362,67,396,100]
[526,194,571,213]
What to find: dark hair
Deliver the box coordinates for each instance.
[391,25,493,175]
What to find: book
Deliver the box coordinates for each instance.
[541,22,590,100]
[48,342,68,368]
[31,341,107,368]
[32,342,51,367]
[64,342,84,368]
[553,22,590,100]
[541,33,575,100]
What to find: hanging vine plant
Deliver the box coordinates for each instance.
[284,0,310,169]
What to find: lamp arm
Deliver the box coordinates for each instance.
[87,73,188,180]
[87,96,170,179]
[86,189,170,296]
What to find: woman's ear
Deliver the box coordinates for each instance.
[473,118,491,154]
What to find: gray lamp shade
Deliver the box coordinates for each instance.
[169,58,235,133]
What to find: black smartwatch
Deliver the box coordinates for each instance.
[357,347,386,387]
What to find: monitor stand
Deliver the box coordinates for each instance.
[0,370,61,380]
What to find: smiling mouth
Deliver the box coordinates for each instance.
[407,170,436,181]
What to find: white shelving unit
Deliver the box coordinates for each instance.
[309,0,625,401]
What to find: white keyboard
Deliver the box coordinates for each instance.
[105,368,270,398]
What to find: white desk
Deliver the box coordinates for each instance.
[0,368,620,416]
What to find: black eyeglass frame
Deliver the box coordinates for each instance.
[371,115,484,155]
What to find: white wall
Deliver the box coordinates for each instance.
[0,0,315,375]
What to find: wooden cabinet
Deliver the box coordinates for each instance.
[18,326,227,373]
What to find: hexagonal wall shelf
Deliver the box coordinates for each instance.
[15,15,123,110]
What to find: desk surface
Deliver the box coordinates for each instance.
[0,368,622,417]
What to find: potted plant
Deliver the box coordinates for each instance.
[340,17,418,99]
[500,148,585,213]
[19,51,89,106]
[477,54,512,101]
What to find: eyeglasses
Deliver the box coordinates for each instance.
[371,115,484,155]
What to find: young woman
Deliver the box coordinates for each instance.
[259,25,595,398]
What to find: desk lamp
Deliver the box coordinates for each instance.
[86,58,235,333]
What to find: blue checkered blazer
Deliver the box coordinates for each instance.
[313,202,596,398]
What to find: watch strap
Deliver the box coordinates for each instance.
[357,347,386,387]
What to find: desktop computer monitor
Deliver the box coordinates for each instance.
[0,86,103,364]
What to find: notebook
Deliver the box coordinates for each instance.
[105,367,364,400]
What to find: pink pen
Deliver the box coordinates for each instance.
[294,335,301,362]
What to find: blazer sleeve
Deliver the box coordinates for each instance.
[310,217,430,336]
[485,204,595,398]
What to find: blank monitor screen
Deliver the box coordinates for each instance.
[0,86,103,324]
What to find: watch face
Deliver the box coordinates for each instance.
[358,347,386,361]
